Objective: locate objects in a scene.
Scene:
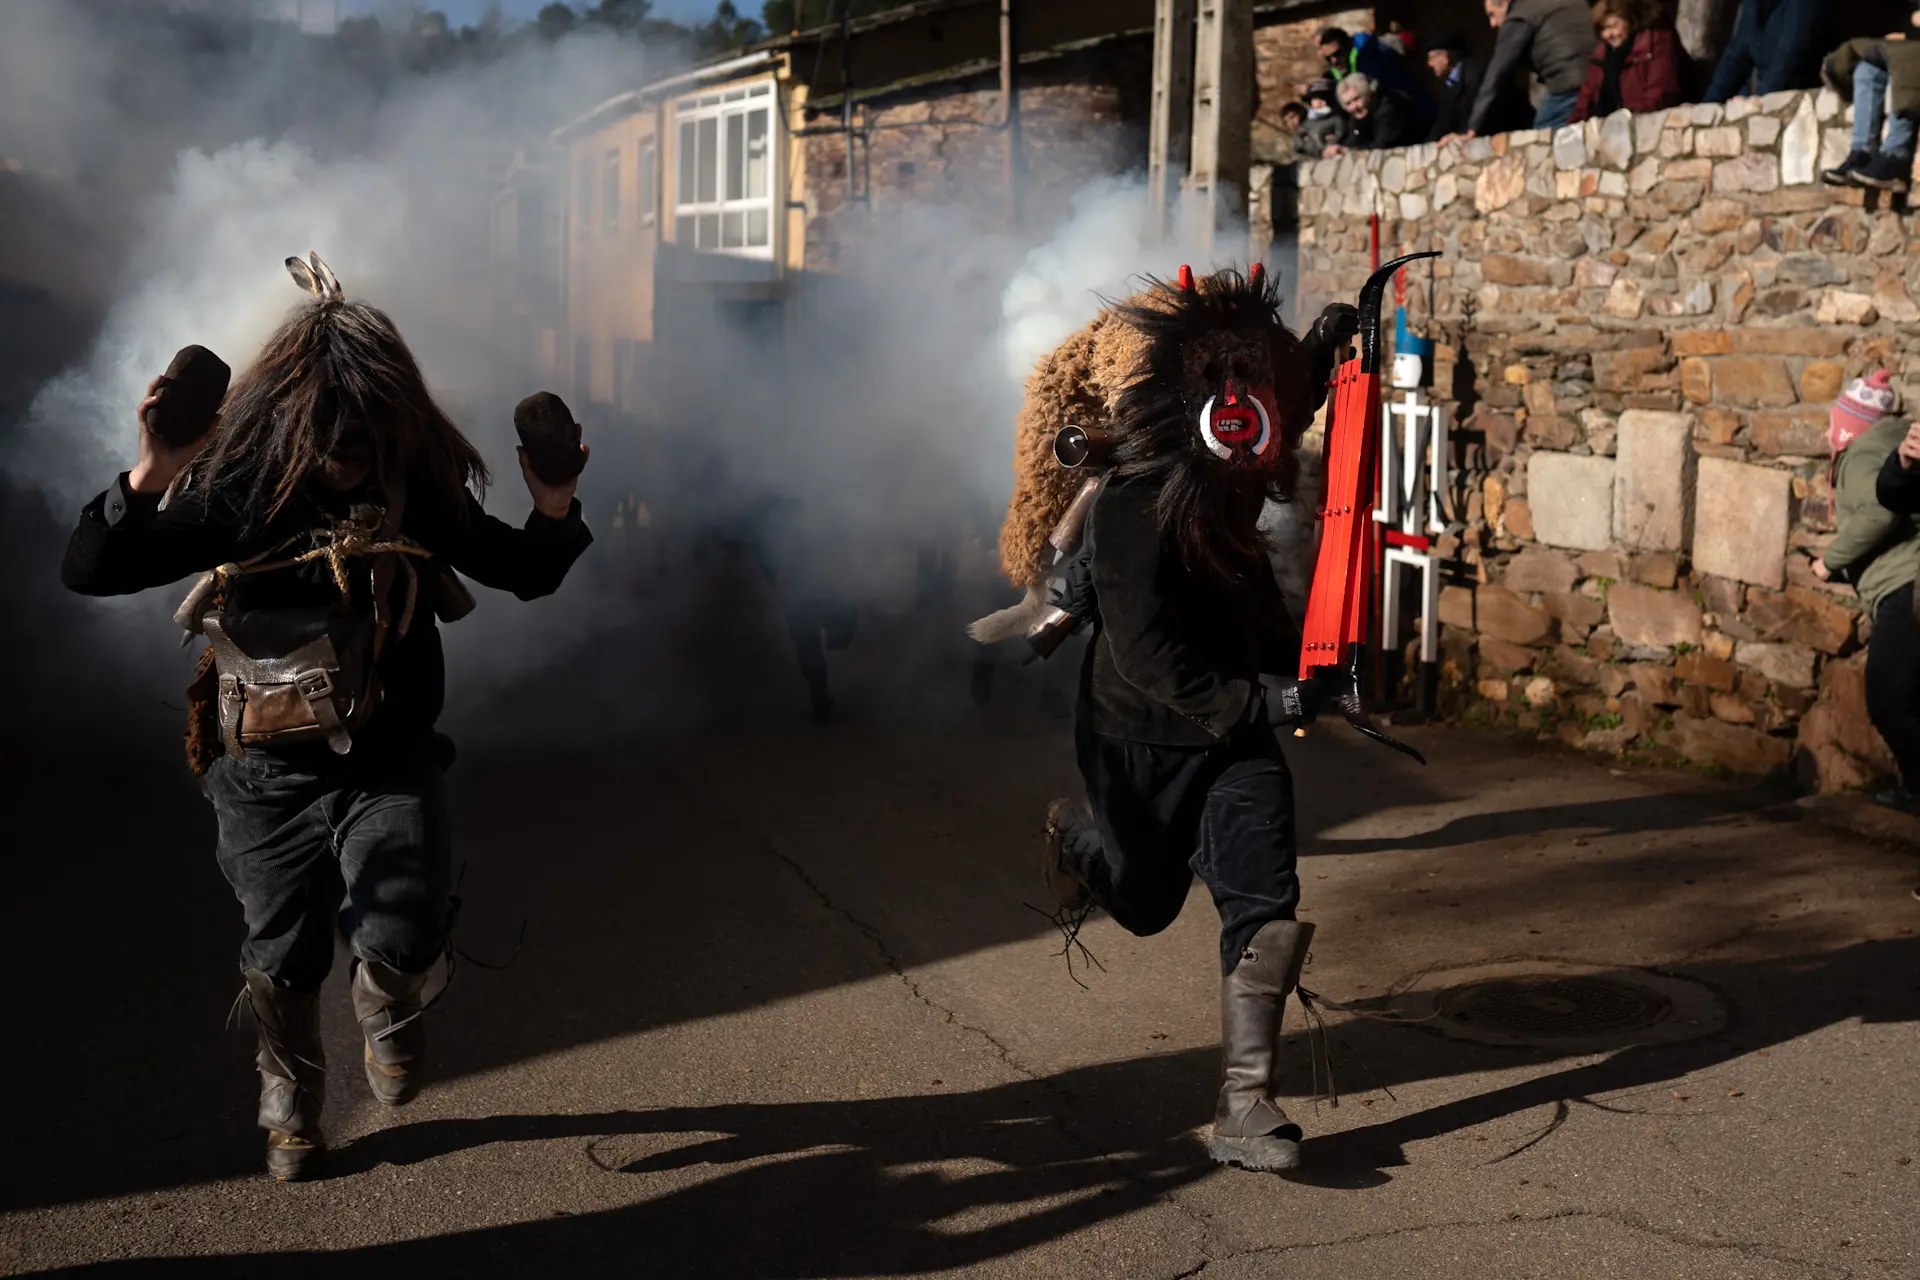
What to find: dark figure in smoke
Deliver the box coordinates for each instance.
[990,265,1354,1172]
[59,256,592,1181]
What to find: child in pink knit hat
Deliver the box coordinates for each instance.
[1816,368,1920,824]
[1828,368,1898,458]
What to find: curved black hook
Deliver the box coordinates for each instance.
[1358,251,1441,375]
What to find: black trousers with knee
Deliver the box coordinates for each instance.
[1059,717,1301,975]
[1866,582,1920,789]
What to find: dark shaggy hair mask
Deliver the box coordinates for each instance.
[1107,265,1311,587]
[188,286,489,532]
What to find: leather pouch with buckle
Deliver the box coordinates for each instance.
[202,606,381,758]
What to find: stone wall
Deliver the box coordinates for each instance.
[801,45,1151,272]
[1294,88,1909,786]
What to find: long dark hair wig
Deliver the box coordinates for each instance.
[1106,266,1311,587]
[190,296,489,533]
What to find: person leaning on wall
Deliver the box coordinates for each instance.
[1444,0,1597,145]
[1320,73,1422,156]
[1816,374,1920,900]
[1820,5,1920,194]
[1702,0,1832,104]
[1297,77,1355,157]
[1569,0,1687,122]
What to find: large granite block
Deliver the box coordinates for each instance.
[1527,452,1615,551]
[1693,456,1792,588]
[1613,410,1694,551]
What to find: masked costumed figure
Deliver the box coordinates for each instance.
[976,264,1360,1172]
[60,256,592,1180]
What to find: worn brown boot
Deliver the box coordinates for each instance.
[351,958,429,1106]
[1041,798,1093,911]
[243,969,326,1182]
[1206,919,1314,1172]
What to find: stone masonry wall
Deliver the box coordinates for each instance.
[802,46,1151,272]
[1295,88,1909,786]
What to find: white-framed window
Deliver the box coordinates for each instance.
[637,139,657,227]
[602,148,621,233]
[674,80,775,256]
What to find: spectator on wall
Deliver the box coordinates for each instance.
[1821,8,1920,192]
[1448,0,1597,143]
[1814,372,1920,826]
[1317,26,1435,126]
[1297,77,1354,156]
[1322,73,1422,155]
[1426,30,1488,140]
[1570,0,1687,121]
[1702,0,1830,103]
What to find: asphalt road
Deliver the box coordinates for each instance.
[4,587,1918,1279]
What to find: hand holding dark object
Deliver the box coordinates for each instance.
[1028,538,1098,659]
[1301,302,1362,407]
[145,345,230,447]
[1266,677,1326,727]
[129,373,217,495]
[513,391,587,486]
[513,391,588,518]
[1305,302,1361,356]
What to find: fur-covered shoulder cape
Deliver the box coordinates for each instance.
[998,304,1152,587]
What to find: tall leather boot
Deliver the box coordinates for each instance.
[1207,919,1314,1172]
[243,969,326,1182]
[351,958,429,1106]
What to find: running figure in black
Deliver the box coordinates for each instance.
[60,255,592,1180]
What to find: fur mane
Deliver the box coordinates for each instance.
[993,266,1308,593]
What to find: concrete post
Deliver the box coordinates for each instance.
[1189,0,1253,256]
[1146,0,1195,246]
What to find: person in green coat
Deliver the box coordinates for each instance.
[1814,370,1920,814]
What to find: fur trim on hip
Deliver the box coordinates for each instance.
[968,584,1047,645]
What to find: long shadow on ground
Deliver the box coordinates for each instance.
[29,936,1920,1278]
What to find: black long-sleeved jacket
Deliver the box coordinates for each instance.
[1079,478,1301,747]
[1878,446,1920,517]
[62,472,592,743]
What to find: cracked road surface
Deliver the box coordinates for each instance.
[5,696,1918,1278]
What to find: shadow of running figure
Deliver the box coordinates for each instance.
[36,937,1920,1275]
[50,1051,1227,1278]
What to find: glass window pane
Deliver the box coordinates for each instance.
[722,210,745,248]
[746,109,768,200]
[726,112,746,202]
[724,88,744,102]
[696,117,718,204]
[698,213,720,248]
[746,207,769,246]
[676,214,695,244]
[677,121,696,210]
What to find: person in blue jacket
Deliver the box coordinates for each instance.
[1704,0,1833,102]
[1317,26,1435,127]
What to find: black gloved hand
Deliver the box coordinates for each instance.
[1043,541,1096,618]
[1267,676,1326,727]
[1028,539,1098,659]
[1302,302,1362,409]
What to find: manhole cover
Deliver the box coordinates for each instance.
[1384,958,1726,1052]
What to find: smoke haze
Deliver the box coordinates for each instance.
[0,0,1251,744]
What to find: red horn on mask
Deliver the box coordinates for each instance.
[1177,264,1195,293]
[1249,262,1266,291]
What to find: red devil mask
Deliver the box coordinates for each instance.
[1174,263,1282,467]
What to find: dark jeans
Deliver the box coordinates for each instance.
[202,737,454,990]
[1866,583,1920,789]
[1062,719,1301,975]
[1534,89,1579,130]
